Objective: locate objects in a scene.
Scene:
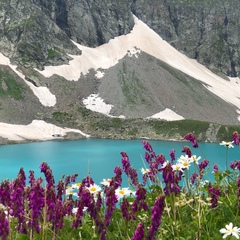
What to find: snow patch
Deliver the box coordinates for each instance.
[82,94,113,115]
[95,70,105,79]
[147,108,184,121]
[0,120,90,141]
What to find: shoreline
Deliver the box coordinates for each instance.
[0,133,216,147]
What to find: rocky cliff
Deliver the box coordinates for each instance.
[0,0,134,69]
[0,0,239,76]
[132,0,240,77]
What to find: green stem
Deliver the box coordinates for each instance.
[226,147,228,171]
[185,169,190,194]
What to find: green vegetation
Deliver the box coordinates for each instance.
[217,125,240,141]
[51,111,73,124]
[151,119,209,137]
[0,68,24,100]
[47,47,62,60]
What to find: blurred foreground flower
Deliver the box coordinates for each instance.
[115,188,132,199]
[86,184,101,195]
[100,179,112,187]
[219,141,234,148]
[141,168,150,174]
[220,222,240,239]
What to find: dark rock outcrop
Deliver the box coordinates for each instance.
[0,0,134,69]
[131,0,240,77]
[0,0,239,77]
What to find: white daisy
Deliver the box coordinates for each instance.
[100,178,112,187]
[220,141,234,148]
[86,184,101,195]
[172,163,184,172]
[115,187,132,199]
[65,186,78,197]
[190,155,201,164]
[71,182,81,189]
[220,222,240,239]
[141,168,150,174]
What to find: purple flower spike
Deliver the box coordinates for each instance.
[27,178,45,234]
[208,184,220,208]
[121,154,139,186]
[181,146,192,158]
[232,131,240,145]
[190,172,199,185]
[184,133,198,148]
[142,141,153,153]
[0,209,9,240]
[198,159,209,173]
[131,222,145,240]
[230,162,236,170]
[132,184,149,212]
[147,195,165,240]
[213,163,219,173]
[170,149,175,162]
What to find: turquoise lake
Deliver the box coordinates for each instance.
[0,139,239,186]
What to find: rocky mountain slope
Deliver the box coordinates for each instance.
[0,0,240,143]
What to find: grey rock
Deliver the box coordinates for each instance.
[132,0,240,77]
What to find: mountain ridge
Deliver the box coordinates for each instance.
[0,1,240,144]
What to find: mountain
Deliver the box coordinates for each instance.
[0,0,240,144]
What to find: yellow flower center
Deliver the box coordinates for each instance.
[107,179,111,183]
[76,183,81,187]
[90,187,96,192]
[119,190,125,195]
[183,162,188,167]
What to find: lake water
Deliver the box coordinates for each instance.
[0,139,239,186]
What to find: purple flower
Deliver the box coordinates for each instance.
[110,166,122,189]
[132,184,149,212]
[208,184,220,208]
[27,177,45,234]
[40,162,55,187]
[10,168,27,233]
[170,149,175,162]
[156,154,165,165]
[104,187,118,226]
[0,180,11,208]
[184,133,198,148]
[213,163,219,173]
[160,162,180,195]
[232,131,240,145]
[147,195,165,240]
[121,153,139,186]
[71,173,78,183]
[142,141,153,153]
[0,209,9,240]
[131,222,145,240]
[230,161,236,170]
[190,172,199,185]
[182,146,192,158]
[121,198,135,221]
[230,160,240,170]
[198,159,209,178]
[82,175,94,188]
